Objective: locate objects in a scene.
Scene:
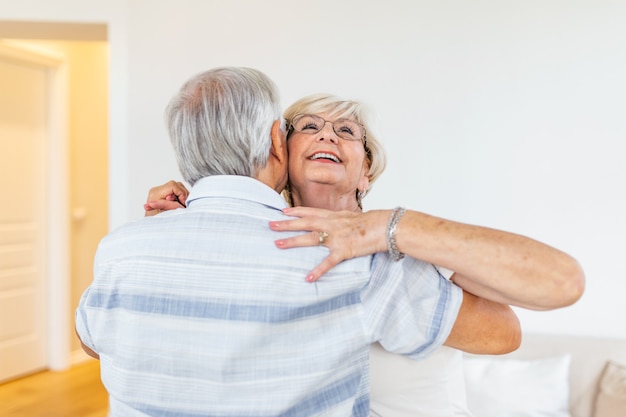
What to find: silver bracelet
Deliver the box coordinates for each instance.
[387,207,406,261]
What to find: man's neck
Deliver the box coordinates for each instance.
[255,166,287,194]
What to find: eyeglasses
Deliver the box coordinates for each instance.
[289,114,366,143]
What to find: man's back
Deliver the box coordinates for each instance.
[76,176,374,416]
[76,67,461,416]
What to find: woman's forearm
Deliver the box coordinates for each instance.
[391,209,585,310]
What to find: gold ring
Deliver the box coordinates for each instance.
[318,231,329,245]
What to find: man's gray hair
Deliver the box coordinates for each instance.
[165,67,283,185]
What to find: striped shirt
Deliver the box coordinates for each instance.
[75,175,462,417]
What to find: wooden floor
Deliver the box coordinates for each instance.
[0,360,108,417]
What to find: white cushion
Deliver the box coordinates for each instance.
[463,354,572,417]
[370,343,472,417]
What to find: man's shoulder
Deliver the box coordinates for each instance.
[370,251,432,274]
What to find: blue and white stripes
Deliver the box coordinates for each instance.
[75,176,461,417]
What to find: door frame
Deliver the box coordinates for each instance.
[0,41,70,371]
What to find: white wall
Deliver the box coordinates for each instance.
[2,0,624,340]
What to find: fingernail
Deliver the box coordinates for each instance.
[275,240,285,247]
[306,274,316,282]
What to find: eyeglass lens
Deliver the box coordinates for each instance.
[292,115,364,141]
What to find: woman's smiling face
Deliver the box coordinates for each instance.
[287,111,370,204]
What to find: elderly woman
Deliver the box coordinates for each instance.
[145,94,584,417]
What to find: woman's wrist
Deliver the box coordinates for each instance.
[386,207,407,261]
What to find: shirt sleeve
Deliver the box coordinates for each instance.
[75,286,97,353]
[435,265,455,280]
[362,253,463,360]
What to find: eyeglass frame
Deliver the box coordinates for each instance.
[286,113,368,145]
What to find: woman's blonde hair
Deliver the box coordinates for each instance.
[283,94,387,207]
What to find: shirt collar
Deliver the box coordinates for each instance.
[186,176,288,210]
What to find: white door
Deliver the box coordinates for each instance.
[0,50,48,382]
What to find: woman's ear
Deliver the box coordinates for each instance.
[357,173,370,197]
[357,158,371,194]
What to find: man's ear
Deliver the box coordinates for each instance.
[269,120,287,164]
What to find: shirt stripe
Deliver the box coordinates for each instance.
[86,290,362,322]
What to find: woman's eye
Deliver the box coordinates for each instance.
[302,123,320,131]
[336,124,357,137]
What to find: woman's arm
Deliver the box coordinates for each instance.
[447,291,520,354]
[142,183,524,355]
[270,206,585,310]
[390,208,585,310]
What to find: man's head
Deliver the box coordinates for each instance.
[165,67,287,189]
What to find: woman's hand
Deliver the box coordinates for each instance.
[144,180,189,216]
[270,207,389,282]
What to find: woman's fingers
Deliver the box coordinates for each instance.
[282,206,334,219]
[270,207,385,281]
[144,199,186,216]
[146,180,189,206]
[305,256,339,282]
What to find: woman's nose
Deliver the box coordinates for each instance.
[317,122,338,143]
